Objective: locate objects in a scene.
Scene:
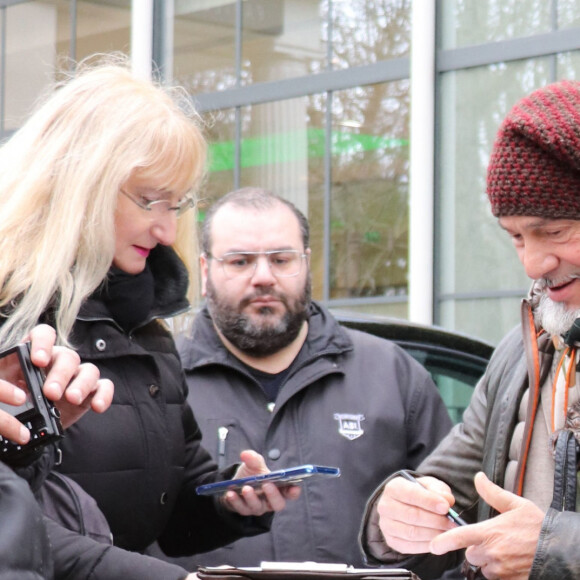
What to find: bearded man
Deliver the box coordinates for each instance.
[360,80,580,580]
[162,186,452,570]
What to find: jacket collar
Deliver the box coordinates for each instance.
[78,245,190,326]
[179,300,352,371]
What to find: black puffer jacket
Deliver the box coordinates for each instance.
[50,246,269,575]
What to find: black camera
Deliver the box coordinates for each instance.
[0,342,63,460]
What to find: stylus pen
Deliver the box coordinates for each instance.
[217,427,229,469]
[400,470,468,526]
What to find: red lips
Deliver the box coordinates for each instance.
[134,246,151,258]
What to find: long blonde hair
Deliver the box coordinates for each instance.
[0,54,206,347]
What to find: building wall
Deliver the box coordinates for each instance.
[1,0,579,345]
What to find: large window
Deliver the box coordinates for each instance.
[440,0,554,48]
[241,0,327,84]
[74,0,130,61]
[2,1,60,131]
[437,60,547,342]
[0,0,130,136]
[186,0,412,317]
[3,1,580,346]
[437,0,580,343]
[329,82,409,302]
[173,1,237,93]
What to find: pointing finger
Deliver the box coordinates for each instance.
[473,471,526,514]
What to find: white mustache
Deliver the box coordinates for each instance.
[540,274,580,289]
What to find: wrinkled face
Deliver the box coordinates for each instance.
[500,215,580,335]
[113,173,187,274]
[201,202,311,356]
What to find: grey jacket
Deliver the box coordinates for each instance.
[361,298,580,580]
[167,302,453,568]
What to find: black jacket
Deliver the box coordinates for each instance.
[162,303,453,568]
[47,246,269,578]
[0,461,53,579]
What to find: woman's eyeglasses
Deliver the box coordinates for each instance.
[120,188,195,218]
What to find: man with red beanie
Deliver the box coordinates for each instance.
[359,79,580,580]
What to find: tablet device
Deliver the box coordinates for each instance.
[196,464,340,496]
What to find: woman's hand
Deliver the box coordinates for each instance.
[28,325,114,429]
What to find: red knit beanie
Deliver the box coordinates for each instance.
[487,80,580,218]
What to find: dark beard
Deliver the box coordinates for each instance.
[206,276,311,357]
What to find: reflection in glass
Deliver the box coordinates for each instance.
[3,0,130,133]
[426,372,472,425]
[242,0,327,84]
[330,81,409,300]
[4,1,62,130]
[438,60,547,298]
[173,1,237,92]
[331,0,411,70]
[238,98,316,287]
[202,108,237,213]
[330,301,408,319]
[439,0,551,49]
[558,0,580,29]
[440,296,525,345]
[557,51,580,79]
[75,0,131,62]
[209,0,413,85]
[437,53,580,343]
[239,99,311,203]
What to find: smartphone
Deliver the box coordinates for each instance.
[196,464,340,496]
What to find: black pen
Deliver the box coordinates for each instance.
[400,470,468,526]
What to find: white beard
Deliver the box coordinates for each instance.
[535,292,580,338]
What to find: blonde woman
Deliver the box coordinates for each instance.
[0,55,298,580]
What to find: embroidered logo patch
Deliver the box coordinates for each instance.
[334,413,365,440]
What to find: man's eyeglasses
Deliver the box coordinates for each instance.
[207,250,308,279]
[120,188,195,218]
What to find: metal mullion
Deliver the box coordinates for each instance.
[322,0,334,303]
[193,58,409,113]
[0,6,5,134]
[234,0,242,190]
[0,0,27,7]
[433,0,443,326]
[438,27,580,72]
[70,0,77,65]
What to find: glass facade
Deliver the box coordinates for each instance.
[0,0,131,132]
[74,1,131,61]
[3,2,60,131]
[187,0,413,319]
[437,1,580,343]
[1,0,580,345]
[173,2,237,92]
[329,82,409,302]
[439,1,553,48]
[330,1,411,69]
[437,60,549,338]
[241,0,327,83]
